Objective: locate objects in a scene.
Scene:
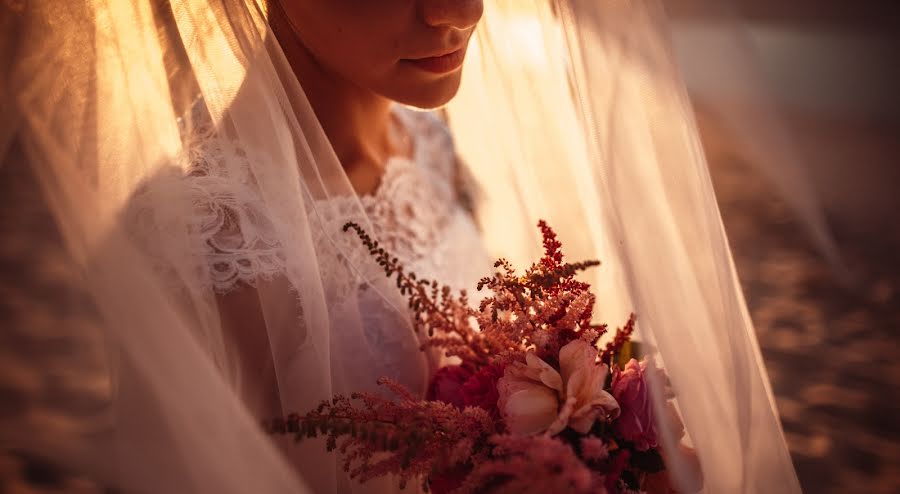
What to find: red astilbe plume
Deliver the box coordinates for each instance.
[473,221,608,359]
[267,378,497,490]
[454,435,606,494]
[600,313,637,366]
[343,222,503,365]
[343,221,612,365]
[536,220,589,294]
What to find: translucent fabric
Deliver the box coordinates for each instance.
[665,2,848,283]
[450,2,801,491]
[0,1,800,493]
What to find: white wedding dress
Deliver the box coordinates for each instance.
[125,101,494,491]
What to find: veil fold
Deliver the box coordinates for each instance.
[1,0,801,492]
[448,1,801,491]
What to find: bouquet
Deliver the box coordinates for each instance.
[268,222,701,493]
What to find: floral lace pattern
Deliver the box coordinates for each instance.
[179,104,290,291]
[163,103,489,296]
[126,99,493,402]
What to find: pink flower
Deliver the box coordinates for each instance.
[461,363,506,418]
[611,358,658,450]
[497,340,620,436]
[427,365,474,410]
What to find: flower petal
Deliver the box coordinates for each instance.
[574,389,620,420]
[567,411,599,434]
[497,366,541,411]
[559,339,599,385]
[502,386,560,435]
[546,396,577,436]
[524,351,564,395]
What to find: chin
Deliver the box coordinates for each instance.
[385,72,463,110]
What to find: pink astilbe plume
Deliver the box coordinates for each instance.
[342,222,502,365]
[455,435,606,494]
[267,378,496,490]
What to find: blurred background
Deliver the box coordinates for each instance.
[669,1,899,492]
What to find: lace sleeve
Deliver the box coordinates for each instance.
[181,104,289,293]
[126,103,288,294]
[189,178,287,293]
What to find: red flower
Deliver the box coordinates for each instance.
[461,363,507,419]
[427,365,474,410]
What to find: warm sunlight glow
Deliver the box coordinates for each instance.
[170,0,249,123]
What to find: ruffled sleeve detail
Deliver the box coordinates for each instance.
[189,175,287,292]
[180,104,288,293]
[126,102,287,294]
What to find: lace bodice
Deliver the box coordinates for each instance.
[309,107,489,295]
[127,103,493,411]
[171,104,489,296]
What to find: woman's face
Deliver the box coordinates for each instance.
[276,0,483,109]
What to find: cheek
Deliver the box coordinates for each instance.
[342,28,404,73]
[326,30,408,90]
[279,1,466,108]
[286,3,406,77]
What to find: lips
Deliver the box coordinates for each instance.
[403,48,467,74]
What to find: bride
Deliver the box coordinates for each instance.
[0,0,802,493]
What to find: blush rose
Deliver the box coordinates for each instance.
[497,339,620,436]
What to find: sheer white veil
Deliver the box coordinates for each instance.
[1,0,801,493]
[451,2,801,491]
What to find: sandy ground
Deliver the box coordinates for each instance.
[697,106,900,493]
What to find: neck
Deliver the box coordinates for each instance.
[268,5,394,178]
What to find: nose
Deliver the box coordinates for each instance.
[420,0,483,30]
